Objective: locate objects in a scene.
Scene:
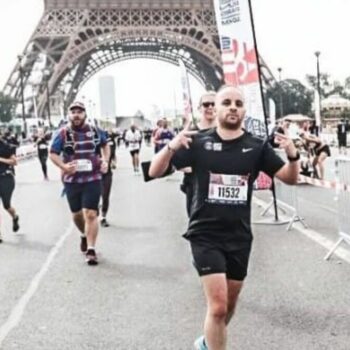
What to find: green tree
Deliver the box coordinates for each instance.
[0,92,16,123]
[326,83,349,99]
[305,73,332,97]
[265,79,313,118]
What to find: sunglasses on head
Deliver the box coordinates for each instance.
[202,102,215,108]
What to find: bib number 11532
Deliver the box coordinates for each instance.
[207,173,248,205]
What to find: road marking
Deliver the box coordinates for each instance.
[0,222,74,347]
[253,197,350,265]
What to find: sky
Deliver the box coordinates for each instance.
[1,0,350,117]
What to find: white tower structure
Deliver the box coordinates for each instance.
[99,76,116,118]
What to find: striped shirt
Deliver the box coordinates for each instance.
[50,124,107,183]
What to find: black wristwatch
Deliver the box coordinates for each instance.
[287,151,300,162]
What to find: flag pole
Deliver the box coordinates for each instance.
[247,0,279,222]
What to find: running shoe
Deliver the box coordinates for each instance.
[86,249,98,266]
[101,218,110,227]
[194,335,208,350]
[12,215,19,232]
[80,236,87,253]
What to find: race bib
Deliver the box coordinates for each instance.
[39,144,48,150]
[207,173,248,205]
[76,159,93,172]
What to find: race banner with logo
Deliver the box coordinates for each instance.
[213,0,271,190]
[178,59,194,128]
[213,0,266,138]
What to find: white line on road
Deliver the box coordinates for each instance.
[0,222,74,348]
[253,197,350,265]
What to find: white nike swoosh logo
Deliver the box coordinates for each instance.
[242,148,253,153]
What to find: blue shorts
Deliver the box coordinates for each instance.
[64,180,102,213]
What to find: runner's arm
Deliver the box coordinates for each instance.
[100,143,110,164]
[148,145,175,178]
[300,132,320,143]
[274,160,300,185]
[49,152,66,171]
[0,155,17,166]
[149,130,197,178]
[98,129,110,165]
[49,130,66,171]
[274,133,300,184]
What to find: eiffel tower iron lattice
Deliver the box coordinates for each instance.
[3,0,276,121]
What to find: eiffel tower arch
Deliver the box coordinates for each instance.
[3,0,275,120]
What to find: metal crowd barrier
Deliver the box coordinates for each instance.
[324,157,350,260]
[257,150,307,231]
[275,178,307,231]
[16,144,37,161]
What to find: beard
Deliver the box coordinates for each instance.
[71,117,85,128]
[219,116,243,130]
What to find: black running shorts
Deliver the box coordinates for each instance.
[315,145,331,157]
[130,149,140,156]
[190,239,252,281]
[64,180,102,213]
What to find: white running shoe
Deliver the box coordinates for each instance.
[194,335,208,350]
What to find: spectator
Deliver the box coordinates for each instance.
[337,119,348,155]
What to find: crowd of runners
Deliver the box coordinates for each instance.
[0,84,347,350]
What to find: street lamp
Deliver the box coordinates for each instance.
[277,67,283,118]
[314,51,322,126]
[17,55,27,138]
[43,69,52,128]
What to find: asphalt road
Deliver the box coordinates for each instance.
[0,146,349,350]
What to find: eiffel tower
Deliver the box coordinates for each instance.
[3,0,275,120]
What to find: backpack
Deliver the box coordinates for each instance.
[62,125,101,156]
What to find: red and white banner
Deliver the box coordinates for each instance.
[178,59,194,128]
[213,0,266,137]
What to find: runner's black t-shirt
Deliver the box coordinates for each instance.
[172,129,285,243]
[0,140,15,175]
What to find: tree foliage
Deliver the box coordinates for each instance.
[0,93,16,123]
[305,73,331,98]
[265,79,313,119]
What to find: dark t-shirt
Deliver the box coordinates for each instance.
[172,129,285,243]
[106,132,117,173]
[0,140,16,175]
[337,123,347,137]
[36,137,49,157]
[4,135,20,149]
[155,129,174,153]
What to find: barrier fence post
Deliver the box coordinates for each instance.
[253,172,289,225]
[324,157,350,260]
[254,150,307,230]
